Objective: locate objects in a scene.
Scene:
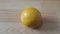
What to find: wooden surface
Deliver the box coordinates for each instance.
[0,0,60,34]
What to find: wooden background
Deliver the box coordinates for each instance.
[0,0,60,34]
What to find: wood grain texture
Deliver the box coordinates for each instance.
[0,0,60,34]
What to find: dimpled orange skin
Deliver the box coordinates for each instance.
[20,8,42,28]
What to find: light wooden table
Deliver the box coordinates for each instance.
[0,0,60,34]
